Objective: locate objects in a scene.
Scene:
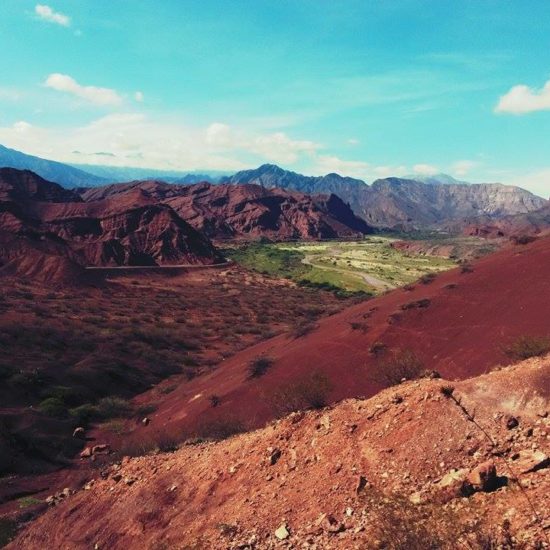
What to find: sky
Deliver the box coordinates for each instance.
[0,1,549,196]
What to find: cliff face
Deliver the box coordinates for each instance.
[0,169,221,282]
[163,182,373,240]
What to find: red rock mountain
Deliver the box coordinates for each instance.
[80,180,373,240]
[0,169,221,282]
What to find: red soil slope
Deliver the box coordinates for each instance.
[107,236,550,445]
[12,356,550,549]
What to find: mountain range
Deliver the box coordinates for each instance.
[1,144,548,234]
[224,164,547,230]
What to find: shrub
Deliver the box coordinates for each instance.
[511,234,537,245]
[372,349,424,387]
[136,403,158,417]
[247,356,274,379]
[0,518,17,547]
[96,397,133,419]
[401,298,431,311]
[350,321,369,332]
[502,335,550,361]
[270,371,332,417]
[38,397,67,417]
[419,272,437,285]
[460,263,474,274]
[69,403,98,425]
[292,320,317,338]
[195,418,245,440]
[209,394,221,407]
[369,342,387,356]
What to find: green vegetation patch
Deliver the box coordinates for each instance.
[225,237,457,294]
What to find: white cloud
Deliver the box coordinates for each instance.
[495,80,550,115]
[313,155,370,179]
[451,159,477,177]
[44,73,123,106]
[0,115,322,172]
[347,138,359,145]
[250,132,319,164]
[205,122,233,147]
[412,163,439,176]
[372,165,408,178]
[510,169,550,198]
[134,91,144,102]
[35,4,70,26]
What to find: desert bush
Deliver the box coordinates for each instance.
[0,518,17,547]
[358,487,522,549]
[401,298,431,311]
[292,320,317,338]
[511,234,537,245]
[460,262,474,274]
[136,403,158,417]
[38,397,67,417]
[209,394,221,407]
[195,418,245,441]
[350,321,369,332]
[372,349,424,387]
[369,341,388,356]
[69,403,98,425]
[270,371,332,417]
[502,335,550,361]
[419,272,437,285]
[248,355,275,379]
[96,397,133,419]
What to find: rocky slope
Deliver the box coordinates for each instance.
[11,356,550,549]
[0,169,221,282]
[458,203,550,239]
[80,180,373,240]
[224,164,547,230]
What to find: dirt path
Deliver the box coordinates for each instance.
[301,254,391,291]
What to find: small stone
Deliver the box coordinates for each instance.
[80,447,92,459]
[356,475,367,493]
[142,417,150,426]
[274,523,290,540]
[72,427,85,439]
[505,415,519,430]
[269,448,282,465]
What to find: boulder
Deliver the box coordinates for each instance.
[80,447,92,459]
[92,444,110,455]
[463,461,498,494]
[512,450,550,474]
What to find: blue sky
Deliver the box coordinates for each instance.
[0,1,549,195]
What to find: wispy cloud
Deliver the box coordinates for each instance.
[495,80,550,114]
[451,159,478,177]
[44,73,123,106]
[412,163,439,176]
[313,155,370,179]
[34,4,70,27]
